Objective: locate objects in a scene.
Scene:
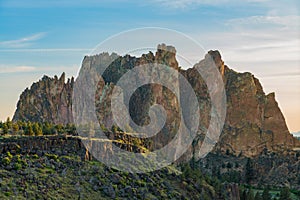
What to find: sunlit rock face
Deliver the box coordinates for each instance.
[13,72,74,125]
[13,44,299,159]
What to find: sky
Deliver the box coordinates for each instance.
[0,0,299,132]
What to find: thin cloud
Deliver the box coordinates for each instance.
[153,0,225,9]
[0,48,92,52]
[1,0,123,8]
[0,64,79,75]
[0,32,46,48]
[0,66,36,74]
[198,31,299,63]
[198,13,300,63]
[238,40,299,51]
[152,0,270,9]
[227,15,300,30]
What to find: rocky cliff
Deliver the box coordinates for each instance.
[13,73,74,124]
[13,44,299,157]
[214,50,299,156]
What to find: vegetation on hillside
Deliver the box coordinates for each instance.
[0,117,76,136]
[0,118,299,199]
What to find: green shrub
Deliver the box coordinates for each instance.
[15,144,21,153]
[7,151,13,159]
[45,153,58,161]
[4,192,11,197]
[15,154,21,163]
[14,162,22,170]
[32,154,39,159]
[2,157,11,165]
[22,160,27,167]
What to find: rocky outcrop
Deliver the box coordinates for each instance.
[0,135,84,157]
[13,73,74,124]
[198,151,300,190]
[218,66,299,156]
[13,44,299,158]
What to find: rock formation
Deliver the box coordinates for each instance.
[13,73,74,124]
[219,64,298,156]
[13,44,299,158]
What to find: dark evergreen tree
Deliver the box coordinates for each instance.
[245,158,254,183]
[55,123,63,134]
[262,187,272,200]
[2,123,8,135]
[25,122,34,136]
[279,187,291,200]
[33,122,43,136]
[240,189,247,200]
[12,123,19,133]
[254,192,262,200]
[6,117,12,129]
[247,188,255,200]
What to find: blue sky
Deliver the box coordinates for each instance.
[0,0,299,131]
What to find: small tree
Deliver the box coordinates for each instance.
[254,192,262,200]
[111,125,119,133]
[245,158,254,183]
[247,188,255,200]
[55,124,64,134]
[43,122,55,135]
[240,189,247,200]
[25,122,34,136]
[279,187,291,200]
[2,123,8,135]
[262,187,271,200]
[6,117,12,129]
[66,123,76,135]
[33,123,43,136]
[12,123,19,133]
[17,121,25,135]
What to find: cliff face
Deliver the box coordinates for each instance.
[13,73,74,124]
[219,65,298,156]
[13,44,299,157]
